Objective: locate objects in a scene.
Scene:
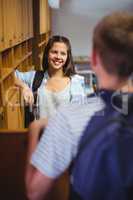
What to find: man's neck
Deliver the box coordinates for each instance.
[98,74,130,92]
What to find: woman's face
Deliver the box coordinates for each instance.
[48,42,68,71]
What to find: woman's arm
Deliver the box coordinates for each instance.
[27,118,48,161]
[14,75,34,105]
[26,118,54,200]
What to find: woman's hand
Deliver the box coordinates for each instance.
[22,86,34,105]
[14,77,34,105]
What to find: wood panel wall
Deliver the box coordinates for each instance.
[0,0,51,129]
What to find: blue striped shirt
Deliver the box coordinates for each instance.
[31,96,104,178]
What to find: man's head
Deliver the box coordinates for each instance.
[92,12,133,89]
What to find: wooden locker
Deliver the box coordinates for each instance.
[28,0,33,38]
[40,0,47,34]
[1,48,14,68]
[0,54,2,67]
[0,68,24,129]
[46,0,51,32]
[0,0,4,51]
[0,83,5,128]
[0,0,35,129]
[3,0,15,49]
[5,90,21,129]
[21,0,29,40]
[14,0,22,44]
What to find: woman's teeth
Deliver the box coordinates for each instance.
[54,61,61,65]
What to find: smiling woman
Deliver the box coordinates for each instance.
[16,36,80,120]
[15,35,92,122]
[14,36,94,183]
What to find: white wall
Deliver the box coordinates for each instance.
[51,0,133,57]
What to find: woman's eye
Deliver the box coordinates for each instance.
[61,52,67,56]
[51,50,57,54]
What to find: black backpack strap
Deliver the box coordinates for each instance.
[32,71,44,92]
[32,71,44,104]
[24,71,44,127]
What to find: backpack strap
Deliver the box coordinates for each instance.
[32,71,44,104]
[24,71,44,127]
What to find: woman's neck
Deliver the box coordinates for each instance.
[48,68,64,78]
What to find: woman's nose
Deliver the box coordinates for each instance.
[56,52,61,59]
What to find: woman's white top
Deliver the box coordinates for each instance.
[38,82,71,118]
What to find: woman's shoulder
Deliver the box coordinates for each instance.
[15,69,36,78]
[71,74,84,82]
